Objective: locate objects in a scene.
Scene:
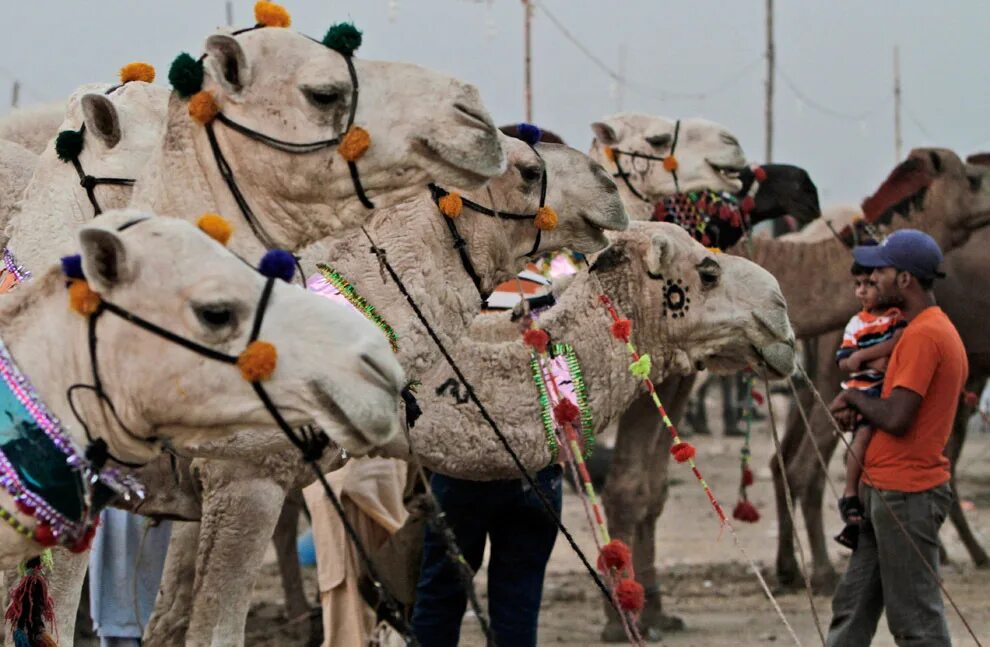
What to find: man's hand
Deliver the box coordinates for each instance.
[829,391,859,429]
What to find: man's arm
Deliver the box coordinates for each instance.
[833,387,923,437]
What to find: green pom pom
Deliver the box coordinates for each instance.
[629,354,652,380]
[168,52,204,98]
[55,129,84,162]
[323,22,363,56]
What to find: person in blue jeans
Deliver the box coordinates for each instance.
[412,464,563,647]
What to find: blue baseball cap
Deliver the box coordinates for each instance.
[852,229,945,281]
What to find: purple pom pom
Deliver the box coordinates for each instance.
[258,249,296,282]
[61,254,85,279]
[517,123,542,146]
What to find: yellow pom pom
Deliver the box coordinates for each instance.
[119,62,156,84]
[68,280,101,316]
[197,213,233,245]
[238,340,278,382]
[705,247,723,255]
[438,192,463,218]
[534,206,558,231]
[629,354,652,380]
[662,155,678,172]
[188,91,220,125]
[603,146,615,163]
[254,1,291,28]
[339,127,371,162]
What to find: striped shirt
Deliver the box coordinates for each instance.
[836,307,905,391]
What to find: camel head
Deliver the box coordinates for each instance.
[594,222,795,379]
[589,113,747,205]
[53,80,168,213]
[742,163,821,226]
[860,148,990,251]
[192,25,505,243]
[59,210,404,462]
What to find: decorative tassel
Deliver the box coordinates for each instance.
[628,354,651,380]
[254,1,291,28]
[615,578,645,612]
[168,52,204,98]
[553,398,580,425]
[534,206,558,231]
[5,557,56,647]
[237,341,278,382]
[258,249,296,282]
[339,127,371,161]
[742,467,754,487]
[740,195,756,214]
[32,524,56,547]
[68,280,101,316]
[753,165,768,182]
[597,539,632,575]
[437,192,463,218]
[522,328,550,354]
[516,123,542,146]
[323,22,363,56]
[733,500,761,523]
[197,213,233,245]
[670,441,696,463]
[60,255,84,280]
[119,62,155,84]
[188,91,220,125]
[750,388,765,406]
[662,155,678,172]
[610,319,631,342]
[54,130,84,163]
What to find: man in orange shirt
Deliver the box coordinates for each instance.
[827,230,965,646]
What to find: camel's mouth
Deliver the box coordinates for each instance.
[752,343,796,380]
[707,160,747,185]
[572,215,611,253]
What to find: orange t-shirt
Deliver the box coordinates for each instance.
[863,307,968,492]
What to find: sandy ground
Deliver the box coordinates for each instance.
[80,396,990,646]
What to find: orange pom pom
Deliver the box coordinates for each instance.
[522,328,550,354]
[733,499,761,523]
[254,1,291,28]
[238,341,278,382]
[602,146,615,163]
[188,90,220,125]
[597,539,632,574]
[438,192,463,218]
[120,62,156,84]
[662,155,678,172]
[534,206,558,231]
[616,578,645,612]
[553,398,581,425]
[670,441,696,463]
[610,319,631,342]
[339,127,371,161]
[197,213,233,245]
[69,280,101,316]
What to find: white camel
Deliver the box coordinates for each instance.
[0,102,65,156]
[0,140,37,253]
[0,209,404,568]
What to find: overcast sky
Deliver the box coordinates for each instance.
[2,1,987,206]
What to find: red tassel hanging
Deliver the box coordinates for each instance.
[615,578,645,612]
[5,557,57,647]
[32,525,56,548]
[750,388,765,407]
[742,467,755,488]
[753,165,768,182]
[522,328,550,354]
[597,539,632,575]
[553,398,581,425]
[733,500,761,523]
[740,195,756,213]
[610,319,632,342]
[670,441,696,463]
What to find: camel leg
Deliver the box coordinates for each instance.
[143,522,201,647]
[944,395,990,568]
[273,488,315,621]
[800,433,840,593]
[185,467,287,647]
[685,375,712,435]
[771,394,806,590]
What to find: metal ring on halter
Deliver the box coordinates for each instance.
[607,118,681,201]
[428,143,551,297]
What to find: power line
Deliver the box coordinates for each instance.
[903,103,935,140]
[779,68,889,122]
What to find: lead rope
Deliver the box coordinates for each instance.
[786,376,843,502]
[796,363,984,646]
[763,375,827,646]
[358,226,627,620]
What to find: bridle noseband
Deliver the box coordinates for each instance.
[604,119,681,202]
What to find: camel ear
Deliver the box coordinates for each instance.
[591,120,621,146]
[205,34,251,95]
[79,227,135,292]
[81,94,121,149]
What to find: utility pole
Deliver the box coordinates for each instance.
[764,0,775,163]
[523,0,533,122]
[617,44,627,112]
[225,1,234,27]
[10,81,19,109]
[894,45,902,161]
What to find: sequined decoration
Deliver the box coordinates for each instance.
[652,189,750,250]
[529,343,594,461]
[309,264,400,353]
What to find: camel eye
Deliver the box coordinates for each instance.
[646,134,672,149]
[303,88,342,109]
[700,269,720,289]
[194,304,236,329]
[518,165,542,183]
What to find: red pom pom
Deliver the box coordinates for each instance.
[742,467,755,487]
[597,539,632,574]
[34,523,57,547]
[611,319,632,342]
[733,500,761,523]
[740,195,756,213]
[670,441,696,463]
[750,388,765,406]
[554,398,581,425]
[719,204,733,221]
[616,578,645,612]
[964,391,979,408]
[15,500,35,516]
[753,165,768,182]
[69,526,97,553]
[652,202,667,220]
[523,328,550,354]
[700,234,711,247]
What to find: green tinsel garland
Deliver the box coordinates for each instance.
[315,263,398,353]
[529,343,596,463]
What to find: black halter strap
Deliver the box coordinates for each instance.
[608,119,681,201]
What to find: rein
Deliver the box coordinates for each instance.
[606,119,681,202]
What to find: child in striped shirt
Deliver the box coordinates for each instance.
[833,263,905,549]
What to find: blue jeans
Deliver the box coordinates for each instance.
[412,465,563,647]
